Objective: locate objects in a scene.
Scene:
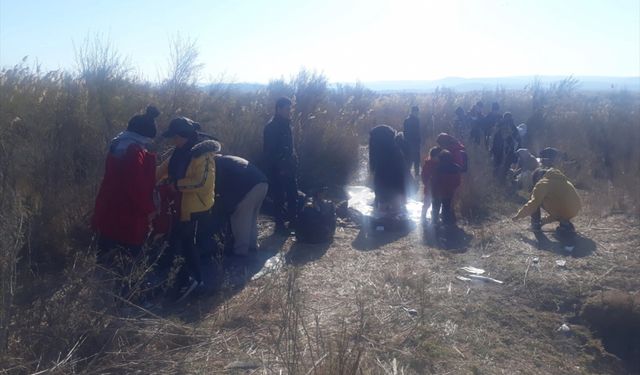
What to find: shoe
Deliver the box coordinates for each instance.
[176,279,200,303]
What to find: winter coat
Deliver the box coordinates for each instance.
[263,115,296,173]
[403,115,421,150]
[92,131,156,246]
[157,140,219,221]
[214,155,268,214]
[369,125,406,203]
[431,161,462,199]
[421,159,438,196]
[437,133,467,171]
[514,168,581,222]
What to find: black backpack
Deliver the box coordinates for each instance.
[295,195,336,244]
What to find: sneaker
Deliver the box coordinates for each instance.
[176,279,199,303]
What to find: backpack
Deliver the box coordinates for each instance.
[295,195,337,244]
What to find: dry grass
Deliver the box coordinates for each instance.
[1,57,639,373]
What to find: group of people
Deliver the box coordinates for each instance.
[92,98,300,301]
[91,97,584,302]
[370,104,582,248]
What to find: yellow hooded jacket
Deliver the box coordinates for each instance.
[514,168,581,223]
[157,140,219,221]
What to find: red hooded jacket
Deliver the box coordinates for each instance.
[92,132,156,247]
[436,133,467,171]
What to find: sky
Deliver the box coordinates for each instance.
[1,0,639,83]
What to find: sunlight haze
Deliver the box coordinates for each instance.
[1,0,638,83]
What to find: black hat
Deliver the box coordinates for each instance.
[162,117,200,138]
[127,106,160,138]
[539,147,559,160]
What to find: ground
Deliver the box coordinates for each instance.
[143,210,639,374]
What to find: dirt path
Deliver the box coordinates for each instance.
[169,211,639,374]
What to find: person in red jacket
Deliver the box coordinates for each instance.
[436,133,468,172]
[92,106,160,260]
[420,146,442,222]
[431,150,462,226]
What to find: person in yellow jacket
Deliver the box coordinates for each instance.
[157,117,219,301]
[512,168,581,234]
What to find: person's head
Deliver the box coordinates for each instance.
[491,102,500,112]
[429,146,442,160]
[476,101,484,110]
[503,112,513,121]
[162,117,200,148]
[275,97,292,120]
[127,105,160,138]
[436,132,454,147]
[455,106,465,117]
[410,106,419,116]
[539,147,559,167]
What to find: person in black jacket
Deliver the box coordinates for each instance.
[403,106,421,177]
[482,102,501,150]
[214,155,268,255]
[369,125,407,214]
[263,97,298,234]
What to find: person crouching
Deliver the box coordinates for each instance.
[213,154,268,256]
[512,167,581,239]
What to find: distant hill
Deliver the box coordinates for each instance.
[210,76,640,93]
[361,76,640,93]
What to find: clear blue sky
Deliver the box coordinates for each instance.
[1,0,639,83]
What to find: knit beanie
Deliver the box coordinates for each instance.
[127,105,161,138]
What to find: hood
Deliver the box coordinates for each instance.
[437,133,464,150]
[191,139,222,158]
[109,131,152,157]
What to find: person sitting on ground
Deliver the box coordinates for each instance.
[369,124,407,215]
[431,150,462,227]
[421,146,442,222]
[512,165,581,237]
[156,117,219,300]
[436,132,468,172]
[212,154,268,256]
[92,105,160,262]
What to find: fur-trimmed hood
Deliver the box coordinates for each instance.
[191,139,221,158]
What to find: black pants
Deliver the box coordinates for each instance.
[171,211,214,284]
[408,147,421,177]
[432,197,455,225]
[269,168,298,227]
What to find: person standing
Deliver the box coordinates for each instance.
[213,154,268,256]
[92,106,160,260]
[431,150,462,227]
[157,117,219,300]
[403,106,421,177]
[263,97,298,234]
[420,146,442,222]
